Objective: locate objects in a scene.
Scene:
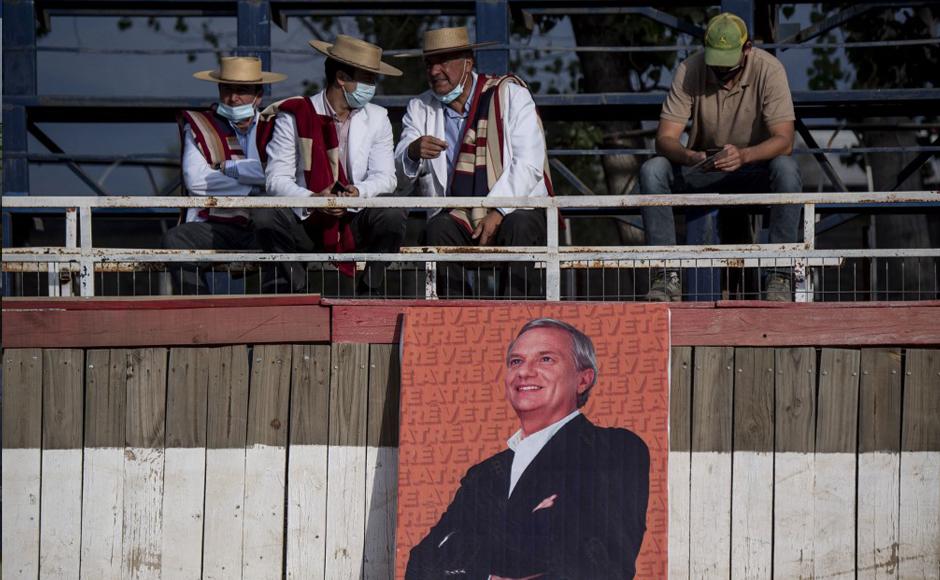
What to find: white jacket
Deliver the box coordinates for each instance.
[181,114,265,223]
[265,90,397,219]
[394,73,549,215]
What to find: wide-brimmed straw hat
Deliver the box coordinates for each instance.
[403,26,497,58]
[193,56,287,84]
[309,35,403,76]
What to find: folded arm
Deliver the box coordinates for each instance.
[181,125,252,196]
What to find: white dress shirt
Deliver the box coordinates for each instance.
[265,91,398,220]
[181,114,264,223]
[506,409,581,497]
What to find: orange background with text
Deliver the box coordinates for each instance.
[396,303,670,578]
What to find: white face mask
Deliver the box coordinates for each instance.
[432,60,469,104]
[216,102,256,121]
[344,82,376,109]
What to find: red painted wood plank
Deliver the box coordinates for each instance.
[4,296,936,348]
[671,306,940,346]
[332,305,406,344]
[713,299,940,309]
[2,303,330,348]
[332,301,940,345]
[2,294,321,311]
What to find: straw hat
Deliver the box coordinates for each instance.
[412,26,497,57]
[309,35,403,76]
[193,56,287,84]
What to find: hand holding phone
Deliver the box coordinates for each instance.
[689,148,728,172]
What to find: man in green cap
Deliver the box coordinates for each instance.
[638,12,801,302]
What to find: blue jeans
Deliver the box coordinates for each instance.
[637,155,803,246]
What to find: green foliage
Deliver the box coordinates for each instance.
[807,5,938,91]
[806,5,937,174]
[807,32,843,91]
[516,8,710,193]
[543,121,605,195]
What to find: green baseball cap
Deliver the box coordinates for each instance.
[704,13,748,67]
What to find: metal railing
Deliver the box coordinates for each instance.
[3,192,939,301]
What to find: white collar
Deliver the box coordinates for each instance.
[507,409,580,451]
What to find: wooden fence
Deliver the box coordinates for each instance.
[2,298,939,579]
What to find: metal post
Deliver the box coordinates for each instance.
[796,202,816,303]
[475,0,509,75]
[62,208,77,296]
[238,1,272,91]
[2,0,37,196]
[546,208,560,301]
[79,206,95,296]
[720,0,754,33]
[425,262,439,300]
[563,217,576,298]
[803,203,816,250]
[796,119,849,192]
[3,0,38,296]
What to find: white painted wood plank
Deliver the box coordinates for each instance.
[814,453,857,578]
[858,452,900,579]
[286,444,328,580]
[730,451,773,579]
[325,445,367,580]
[123,447,166,580]
[668,450,690,580]
[81,447,125,580]
[203,448,247,580]
[39,448,83,579]
[242,445,286,580]
[1,448,41,579]
[161,447,206,579]
[773,452,815,578]
[899,452,940,580]
[364,446,398,580]
[689,451,731,578]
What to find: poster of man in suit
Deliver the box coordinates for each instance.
[397,304,669,579]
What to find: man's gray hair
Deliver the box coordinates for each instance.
[505,317,598,407]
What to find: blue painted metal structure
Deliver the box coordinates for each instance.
[3,0,939,297]
[5,0,939,192]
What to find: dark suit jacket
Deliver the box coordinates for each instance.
[406,414,650,580]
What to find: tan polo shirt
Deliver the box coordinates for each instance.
[660,47,795,151]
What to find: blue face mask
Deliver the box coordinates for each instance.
[344,82,375,109]
[432,62,469,105]
[216,102,256,121]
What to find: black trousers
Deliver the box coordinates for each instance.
[424,209,546,298]
[161,221,258,295]
[252,207,407,293]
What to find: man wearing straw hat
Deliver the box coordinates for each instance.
[256,35,405,295]
[395,26,553,298]
[162,56,286,295]
[638,13,801,302]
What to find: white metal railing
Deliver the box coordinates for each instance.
[3,192,939,300]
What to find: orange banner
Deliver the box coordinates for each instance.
[397,303,669,579]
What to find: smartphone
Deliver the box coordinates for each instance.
[690,147,728,172]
